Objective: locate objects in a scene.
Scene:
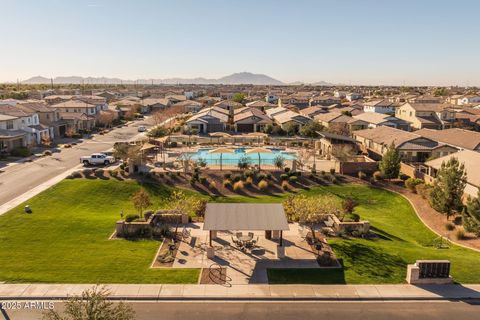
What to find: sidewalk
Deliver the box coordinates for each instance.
[1,283,480,301]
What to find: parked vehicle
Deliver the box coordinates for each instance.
[80,153,116,166]
[137,125,146,132]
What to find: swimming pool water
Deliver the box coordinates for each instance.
[186,148,296,165]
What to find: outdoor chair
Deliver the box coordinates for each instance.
[247,232,254,239]
[236,232,243,239]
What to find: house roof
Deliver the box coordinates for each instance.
[274,111,310,124]
[354,126,439,149]
[0,114,18,121]
[314,112,349,123]
[353,112,395,125]
[51,100,96,109]
[0,105,33,117]
[0,129,26,139]
[246,100,276,108]
[415,128,480,151]
[203,203,289,231]
[426,150,480,187]
[406,102,453,112]
[299,106,322,117]
[233,108,272,124]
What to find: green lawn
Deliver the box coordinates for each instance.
[1,179,480,284]
[0,179,200,283]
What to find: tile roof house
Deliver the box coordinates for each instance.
[0,104,50,145]
[0,114,27,152]
[424,150,480,197]
[353,126,458,163]
[233,108,272,133]
[415,128,480,152]
[245,100,277,111]
[185,107,229,134]
[352,112,410,131]
[362,99,397,114]
[299,106,324,118]
[395,102,455,130]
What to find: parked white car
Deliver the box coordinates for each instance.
[137,125,146,132]
[80,153,116,166]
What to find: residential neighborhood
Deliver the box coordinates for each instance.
[1,1,480,319]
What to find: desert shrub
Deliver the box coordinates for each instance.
[10,147,30,157]
[399,173,409,181]
[289,176,298,183]
[119,163,127,170]
[120,169,126,176]
[284,167,291,173]
[257,173,266,181]
[43,150,52,156]
[232,174,242,182]
[330,168,335,175]
[342,198,356,214]
[224,173,232,179]
[311,168,317,175]
[320,170,326,176]
[152,224,171,238]
[223,179,232,188]
[258,180,269,190]
[373,171,383,181]
[71,171,82,179]
[358,171,367,180]
[280,173,289,181]
[82,168,92,176]
[125,213,140,222]
[244,171,255,178]
[344,213,360,222]
[281,180,290,190]
[266,173,272,180]
[245,176,253,186]
[209,181,217,189]
[445,222,456,231]
[329,175,337,183]
[199,176,207,184]
[455,229,466,240]
[233,180,244,191]
[405,178,424,193]
[369,177,376,185]
[94,170,104,177]
[415,183,431,199]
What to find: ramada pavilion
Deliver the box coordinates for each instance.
[164,203,336,284]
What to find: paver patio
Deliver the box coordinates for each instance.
[164,222,333,284]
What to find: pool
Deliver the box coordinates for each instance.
[184,148,297,166]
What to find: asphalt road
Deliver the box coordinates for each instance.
[0,118,153,207]
[2,300,480,320]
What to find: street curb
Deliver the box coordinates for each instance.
[1,295,479,302]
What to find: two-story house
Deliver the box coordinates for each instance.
[0,104,49,145]
[395,102,455,130]
[50,100,97,132]
[362,100,397,114]
[0,114,27,152]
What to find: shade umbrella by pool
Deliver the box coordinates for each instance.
[209,132,232,144]
[246,147,272,170]
[208,147,235,171]
[245,132,268,145]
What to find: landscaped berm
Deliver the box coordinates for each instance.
[1,178,480,284]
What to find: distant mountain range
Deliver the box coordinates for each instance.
[21,72,334,86]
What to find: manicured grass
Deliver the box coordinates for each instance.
[0,179,200,283]
[2,179,480,284]
[267,185,480,284]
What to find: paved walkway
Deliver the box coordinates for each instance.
[1,283,480,300]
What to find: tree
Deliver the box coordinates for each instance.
[232,93,245,103]
[263,124,273,134]
[429,157,467,220]
[299,121,323,138]
[273,154,285,171]
[147,125,168,138]
[43,286,135,320]
[379,142,401,179]
[462,190,480,236]
[341,110,352,117]
[238,155,251,170]
[131,188,152,218]
[98,112,115,128]
[284,123,297,136]
[283,194,341,238]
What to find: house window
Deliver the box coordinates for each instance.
[6,120,13,129]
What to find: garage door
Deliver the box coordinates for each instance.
[237,124,254,133]
[206,124,224,133]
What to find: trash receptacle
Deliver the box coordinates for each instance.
[265,230,272,240]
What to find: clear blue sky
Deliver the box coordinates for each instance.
[1,0,479,86]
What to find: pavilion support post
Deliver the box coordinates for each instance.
[209,230,212,247]
[280,230,283,247]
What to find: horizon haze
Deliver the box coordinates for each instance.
[1,0,479,86]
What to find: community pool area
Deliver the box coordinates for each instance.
[185,148,297,166]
